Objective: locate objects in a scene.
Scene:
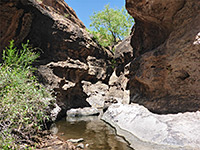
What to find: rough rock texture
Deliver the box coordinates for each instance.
[37,56,113,118]
[114,36,133,76]
[40,0,85,29]
[79,38,132,109]
[114,36,133,63]
[102,104,200,150]
[82,81,109,108]
[2,0,199,117]
[82,69,130,109]
[0,0,112,62]
[126,0,200,113]
[0,0,114,118]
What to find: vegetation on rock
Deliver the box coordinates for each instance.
[0,40,53,149]
[88,4,134,49]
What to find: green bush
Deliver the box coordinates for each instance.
[0,40,53,149]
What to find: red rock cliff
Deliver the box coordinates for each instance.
[126,0,200,113]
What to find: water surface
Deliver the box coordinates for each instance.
[53,116,133,150]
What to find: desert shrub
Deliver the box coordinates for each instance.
[0,40,53,149]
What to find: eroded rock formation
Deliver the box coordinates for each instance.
[126,0,200,113]
[1,0,199,117]
[0,0,112,62]
[82,69,130,109]
[0,0,114,118]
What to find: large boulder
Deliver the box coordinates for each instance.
[126,0,200,113]
[66,107,100,117]
[102,104,200,150]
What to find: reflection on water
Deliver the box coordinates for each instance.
[54,116,133,150]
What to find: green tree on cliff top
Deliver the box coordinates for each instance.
[88,4,134,48]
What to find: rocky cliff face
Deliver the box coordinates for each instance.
[0,0,112,62]
[1,0,199,116]
[126,0,200,113]
[0,0,114,118]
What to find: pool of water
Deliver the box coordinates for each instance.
[52,116,133,150]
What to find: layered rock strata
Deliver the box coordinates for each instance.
[126,0,200,113]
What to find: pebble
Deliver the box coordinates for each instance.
[76,143,84,149]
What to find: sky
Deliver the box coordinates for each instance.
[65,0,126,28]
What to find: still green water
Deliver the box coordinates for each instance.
[53,116,133,150]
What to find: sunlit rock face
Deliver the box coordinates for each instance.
[102,104,200,150]
[82,69,130,109]
[126,0,200,113]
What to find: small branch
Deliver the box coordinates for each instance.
[12,129,29,140]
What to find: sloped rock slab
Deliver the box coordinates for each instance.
[102,104,200,150]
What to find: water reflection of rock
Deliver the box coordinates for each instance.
[54,116,132,150]
[85,119,130,150]
[66,116,100,122]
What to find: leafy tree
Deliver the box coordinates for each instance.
[88,4,134,48]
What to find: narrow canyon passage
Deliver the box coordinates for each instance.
[0,0,199,149]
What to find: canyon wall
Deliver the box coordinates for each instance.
[1,0,199,115]
[0,0,112,62]
[126,0,200,113]
[0,0,114,118]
